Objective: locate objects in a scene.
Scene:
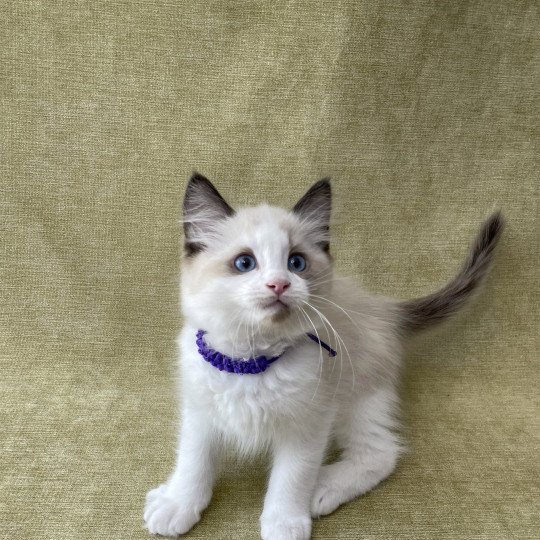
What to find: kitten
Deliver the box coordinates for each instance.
[144,174,503,540]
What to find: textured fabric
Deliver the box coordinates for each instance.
[1,1,538,539]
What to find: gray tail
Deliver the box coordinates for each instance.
[400,211,504,333]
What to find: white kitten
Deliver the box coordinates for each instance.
[144,174,503,539]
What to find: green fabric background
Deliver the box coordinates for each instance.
[1,1,538,538]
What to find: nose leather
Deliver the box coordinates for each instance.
[266,280,291,296]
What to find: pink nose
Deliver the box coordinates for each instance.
[266,280,291,296]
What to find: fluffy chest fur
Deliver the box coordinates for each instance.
[179,325,337,453]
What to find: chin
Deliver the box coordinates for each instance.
[269,306,292,324]
[259,307,304,338]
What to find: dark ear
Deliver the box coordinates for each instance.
[183,172,235,256]
[292,178,331,251]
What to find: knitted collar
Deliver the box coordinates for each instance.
[196,329,337,375]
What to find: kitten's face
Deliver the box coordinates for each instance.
[181,174,332,342]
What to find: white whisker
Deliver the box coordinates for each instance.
[302,300,357,394]
[298,306,324,403]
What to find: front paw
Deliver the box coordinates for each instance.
[311,483,342,517]
[144,484,208,537]
[260,513,312,540]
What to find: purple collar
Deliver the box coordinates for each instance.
[196,330,336,375]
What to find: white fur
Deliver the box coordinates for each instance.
[144,204,404,539]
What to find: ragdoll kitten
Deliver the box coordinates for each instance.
[144,174,503,540]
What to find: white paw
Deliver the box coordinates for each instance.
[260,514,312,540]
[311,483,343,517]
[144,484,208,537]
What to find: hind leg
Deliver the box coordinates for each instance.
[311,385,402,517]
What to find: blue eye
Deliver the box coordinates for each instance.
[288,254,306,272]
[234,254,257,272]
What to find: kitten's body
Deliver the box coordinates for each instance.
[144,176,503,540]
[179,277,400,455]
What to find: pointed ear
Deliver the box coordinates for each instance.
[183,172,235,256]
[292,178,331,252]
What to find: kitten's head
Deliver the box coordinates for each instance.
[181,173,333,344]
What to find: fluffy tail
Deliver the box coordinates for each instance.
[400,211,504,333]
